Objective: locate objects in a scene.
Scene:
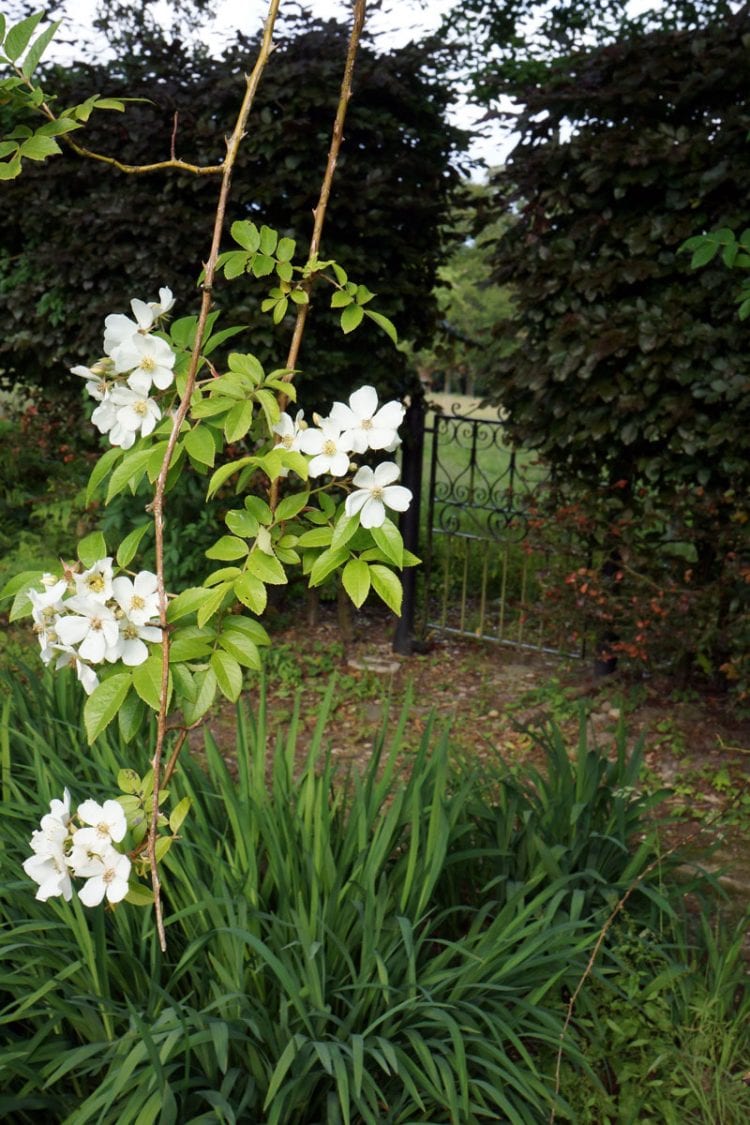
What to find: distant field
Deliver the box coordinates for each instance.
[424,392,506,422]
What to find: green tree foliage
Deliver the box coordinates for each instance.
[410,183,514,396]
[0,14,465,404]
[482,10,750,495]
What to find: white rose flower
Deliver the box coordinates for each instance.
[298,419,353,477]
[55,595,119,664]
[344,462,413,529]
[76,798,127,846]
[107,617,162,666]
[23,847,73,902]
[107,386,162,448]
[77,848,131,907]
[111,571,160,626]
[329,385,405,454]
[111,333,176,393]
[74,559,114,603]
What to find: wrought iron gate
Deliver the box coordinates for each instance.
[418,407,584,657]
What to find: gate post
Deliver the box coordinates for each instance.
[393,385,425,654]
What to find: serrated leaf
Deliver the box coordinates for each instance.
[1,569,45,602]
[77,530,107,568]
[171,662,197,702]
[168,624,215,662]
[211,650,243,701]
[331,290,353,308]
[342,558,371,608]
[185,424,216,467]
[255,388,280,431]
[117,692,146,744]
[222,615,270,646]
[207,457,253,499]
[116,522,151,569]
[132,652,171,712]
[252,253,275,278]
[20,133,61,161]
[86,446,125,504]
[169,796,191,834]
[205,535,249,561]
[218,633,261,670]
[224,399,254,443]
[117,768,142,795]
[364,308,398,344]
[125,882,155,906]
[276,236,296,262]
[369,564,403,615]
[246,550,287,585]
[223,251,250,280]
[331,514,359,552]
[106,448,153,503]
[309,546,351,587]
[0,156,22,181]
[231,220,260,251]
[275,490,309,521]
[341,303,365,333]
[182,668,217,724]
[166,587,210,624]
[234,573,267,614]
[228,352,264,380]
[84,673,132,744]
[196,582,233,627]
[296,526,333,548]
[371,519,404,566]
[5,12,44,61]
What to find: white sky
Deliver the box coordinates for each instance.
[43,0,668,173]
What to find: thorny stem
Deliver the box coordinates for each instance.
[270,0,367,511]
[147,0,282,952]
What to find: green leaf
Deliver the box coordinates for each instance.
[222,615,269,646]
[168,624,215,662]
[169,796,191,834]
[371,519,404,567]
[296,526,333,548]
[132,652,171,712]
[364,308,398,344]
[86,446,124,504]
[166,588,209,624]
[205,535,249,561]
[252,253,275,278]
[331,290,353,309]
[171,662,197,702]
[116,522,151,569]
[4,12,44,61]
[181,668,217,724]
[117,768,142,794]
[331,514,359,552]
[84,673,132,745]
[259,224,278,255]
[207,457,253,499]
[20,134,62,161]
[224,399,254,443]
[196,582,233,627]
[275,490,309,521]
[211,650,243,701]
[77,530,107,568]
[0,156,22,181]
[246,550,287,585]
[369,564,403,615]
[341,303,364,333]
[234,573,267,615]
[309,546,351,587]
[231,220,260,251]
[185,424,216,467]
[342,558,371,608]
[217,633,261,670]
[222,251,249,280]
[0,569,44,603]
[228,352,264,381]
[276,236,296,261]
[106,448,153,503]
[117,692,146,744]
[125,883,155,906]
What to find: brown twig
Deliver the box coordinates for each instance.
[170,112,179,162]
[147,0,282,951]
[269,0,367,512]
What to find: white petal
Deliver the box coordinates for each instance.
[351,464,376,488]
[360,497,386,529]
[382,484,412,512]
[373,462,401,487]
[349,385,378,419]
[78,875,106,907]
[345,489,370,518]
